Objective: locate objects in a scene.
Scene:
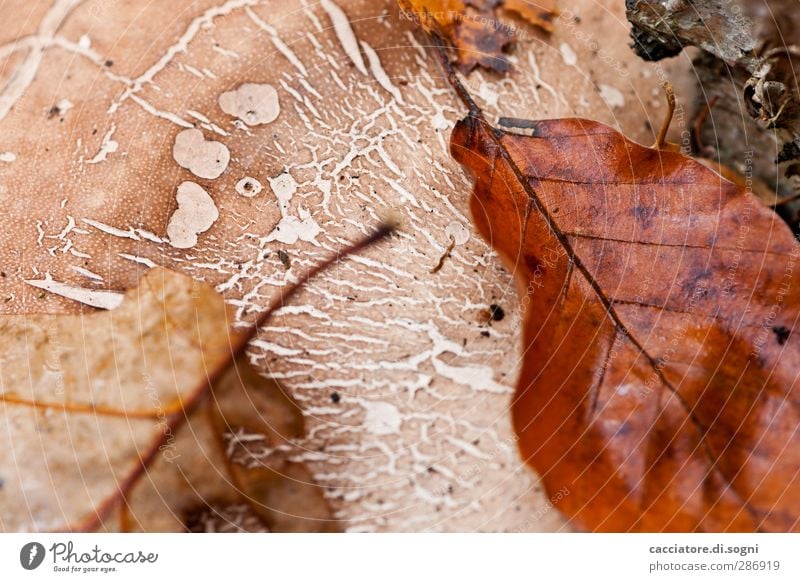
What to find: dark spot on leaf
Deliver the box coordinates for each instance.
[773,326,791,345]
[524,254,544,275]
[632,204,656,227]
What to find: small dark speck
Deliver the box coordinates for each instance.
[277,249,291,270]
[480,330,490,337]
[0,476,4,490]
[489,304,505,321]
[104,59,114,67]
[330,392,341,404]
[773,326,791,345]
[0,271,6,277]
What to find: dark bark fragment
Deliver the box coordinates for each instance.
[627,0,800,225]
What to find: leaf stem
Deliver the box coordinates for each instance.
[654,82,676,150]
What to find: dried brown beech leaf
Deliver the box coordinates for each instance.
[0,267,239,532]
[117,358,336,532]
[451,110,800,532]
[399,0,557,72]
[1,224,389,532]
[117,398,246,532]
[207,359,338,532]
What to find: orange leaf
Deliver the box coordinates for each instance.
[451,113,800,532]
[399,0,557,72]
[505,0,558,32]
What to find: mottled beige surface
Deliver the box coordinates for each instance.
[0,0,693,531]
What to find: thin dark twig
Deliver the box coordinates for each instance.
[430,32,481,116]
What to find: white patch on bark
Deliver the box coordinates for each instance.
[321,0,367,75]
[559,42,578,66]
[55,98,74,115]
[70,265,104,281]
[360,41,404,104]
[235,177,263,197]
[87,124,119,164]
[172,128,230,179]
[362,401,401,435]
[599,84,626,109]
[167,181,219,249]
[263,171,321,245]
[268,171,298,212]
[245,6,308,76]
[24,274,123,309]
[218,83,280,126]
[81,218,140,240]
[445,221,470,245]
[265,208,321,245]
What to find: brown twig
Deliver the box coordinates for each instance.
[654,82,676,150]
[430,32,480,116]
[430,236,456,274]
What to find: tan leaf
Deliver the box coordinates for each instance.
[0,267,239,531]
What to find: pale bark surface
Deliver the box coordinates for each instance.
[0,0,692,531]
